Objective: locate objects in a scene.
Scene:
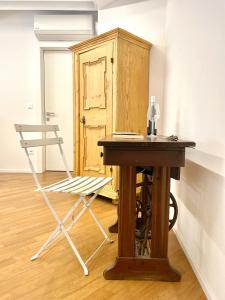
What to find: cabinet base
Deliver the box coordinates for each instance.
[99,185,119,202]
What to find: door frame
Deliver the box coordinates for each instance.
[40,44,77,172]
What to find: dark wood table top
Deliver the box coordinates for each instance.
[98,135,196,149]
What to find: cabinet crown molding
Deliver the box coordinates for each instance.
[69,27,152,52]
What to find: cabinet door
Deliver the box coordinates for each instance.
[78,41,114,177]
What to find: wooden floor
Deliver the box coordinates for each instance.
[0,172,206,300]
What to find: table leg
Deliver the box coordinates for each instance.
[104,166,136,279]
[151,166,170,257]
[108,220,118,233]
[103,166,181,281]
[108,200,118,233]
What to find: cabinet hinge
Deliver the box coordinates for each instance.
[110,57,114,64]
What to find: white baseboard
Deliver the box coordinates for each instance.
[173,228,217,300]
[0,169,31,173]
[0,169,48,174]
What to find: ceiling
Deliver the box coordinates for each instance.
[0,0,148,11]
[95,0,149,9]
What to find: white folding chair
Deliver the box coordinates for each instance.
[15,124,113,276]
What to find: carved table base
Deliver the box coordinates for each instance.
[104,257,181,281]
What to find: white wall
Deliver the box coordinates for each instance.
[164,0,225,299]
[98,0,167,132]
[0,11,89,173]
[0,12,42,172]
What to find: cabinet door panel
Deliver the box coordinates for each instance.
[83,125,106,174]
[79,42,113,177]
[83,57,107,109]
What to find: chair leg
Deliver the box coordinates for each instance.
[66,192,99,232]
[31,191,111,276]
[31,195,83,260]
[31,226,61,261]
[31,216,89,276]
[64,194,113,268]
[67,194,112,242]
[82,198,112,242]
[61,226,89,276]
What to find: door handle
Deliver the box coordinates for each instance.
[80,116,86,125]
[46,112,55,117]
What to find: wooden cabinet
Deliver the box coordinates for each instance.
[70,28,152,201]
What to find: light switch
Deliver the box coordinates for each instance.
[26,102,33,110]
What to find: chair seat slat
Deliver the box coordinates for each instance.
[79,177,112,195]
[40,176,112,196]
[67,177,106,194]
[45,177,88,192]
[63,177,102,193]
[35,177,70,191]
[53,177,90,192]
[42,177,82,192]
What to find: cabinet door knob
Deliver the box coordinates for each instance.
[80,116,86,125]
[100,152,104,157]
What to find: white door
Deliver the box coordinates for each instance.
[44,50,73,171]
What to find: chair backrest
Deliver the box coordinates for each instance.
[14,124,72,188]
[15,124,63,148]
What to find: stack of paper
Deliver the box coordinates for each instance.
[112,132,144,139]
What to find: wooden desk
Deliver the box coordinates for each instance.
[98,135,195,281]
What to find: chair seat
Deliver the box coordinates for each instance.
[36,176,112,196]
